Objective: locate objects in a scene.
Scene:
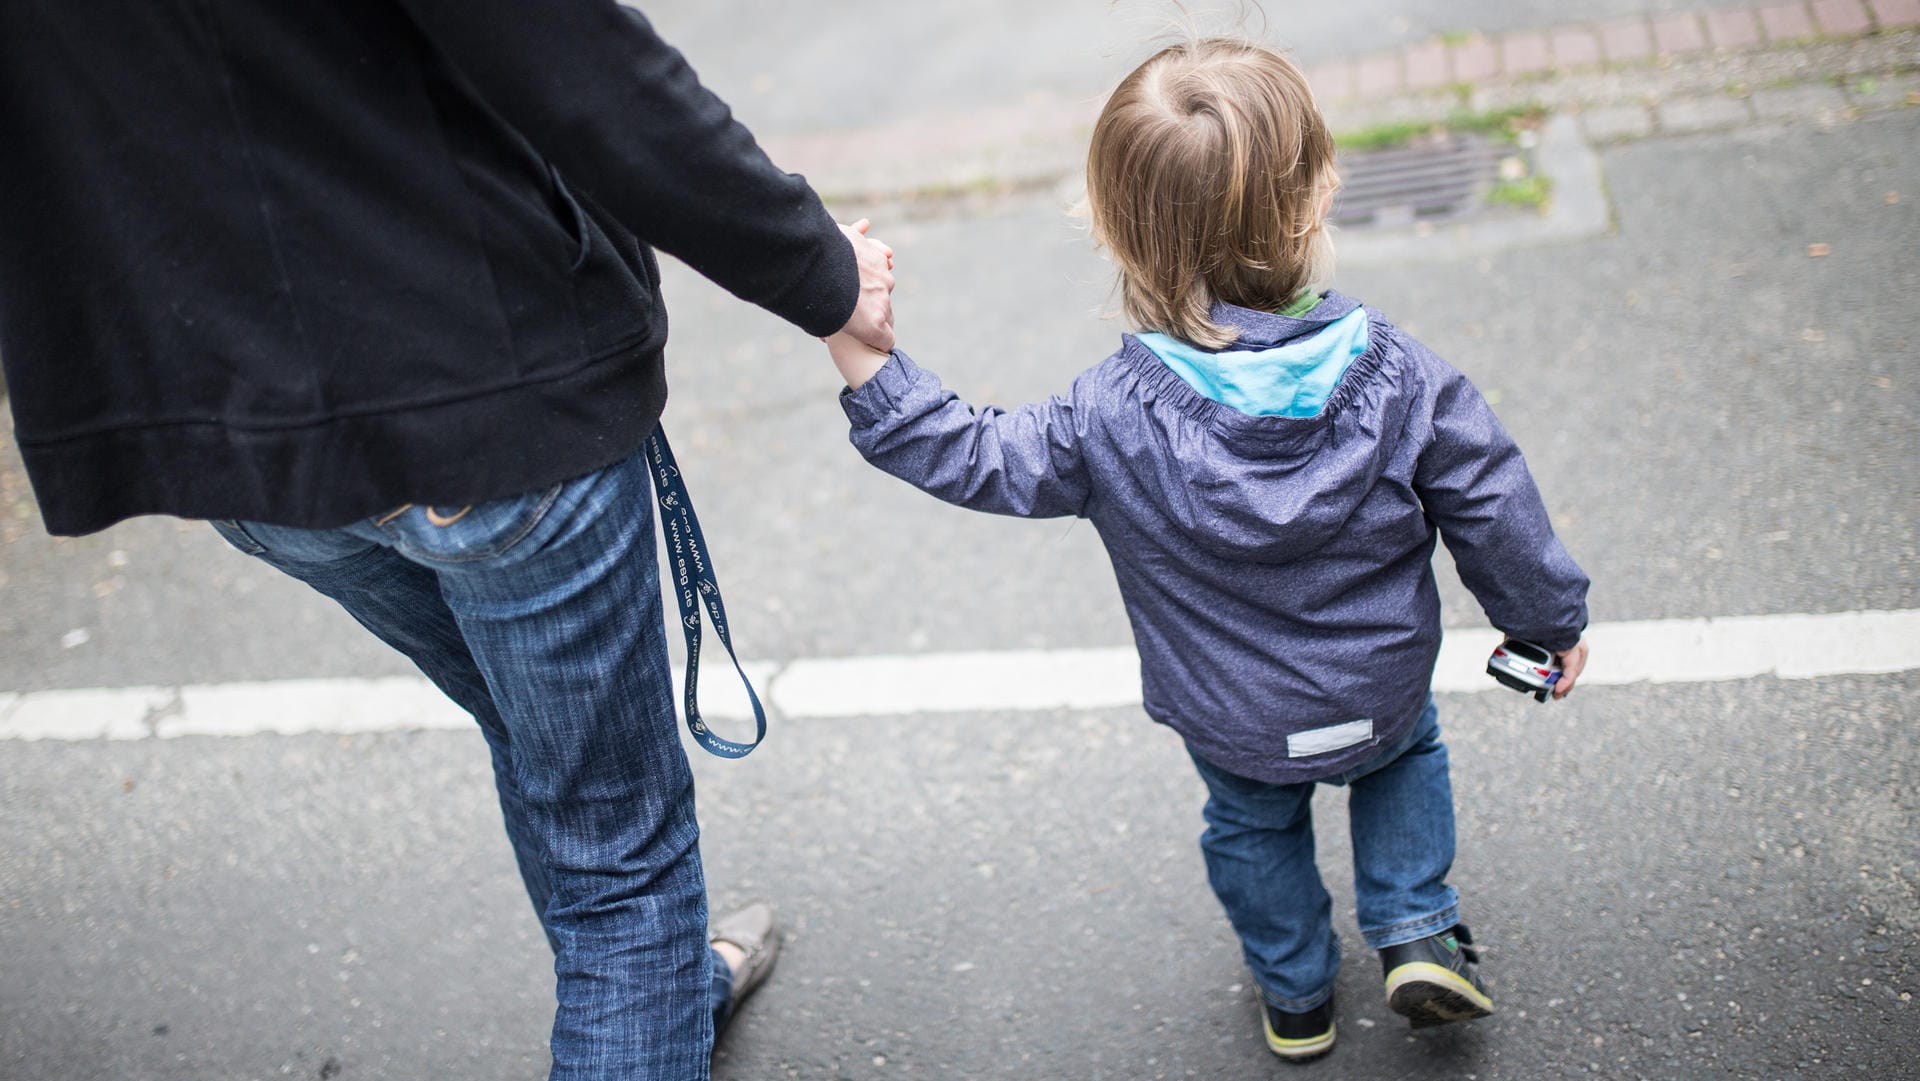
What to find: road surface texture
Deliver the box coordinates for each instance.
[3,3,1916,1079]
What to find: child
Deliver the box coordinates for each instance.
[825,38,1590,1062]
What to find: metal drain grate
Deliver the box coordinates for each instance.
[1330,135,1507,229]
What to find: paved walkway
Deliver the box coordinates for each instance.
[758,2,1920,203]
[1304,0,1920,101]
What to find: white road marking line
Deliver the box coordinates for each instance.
[3,609,1916,741]
[0,686,173,740]
[773,648,1140,718]
[172,679,474,737]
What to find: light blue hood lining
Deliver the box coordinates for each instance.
[1137,307,1370,418]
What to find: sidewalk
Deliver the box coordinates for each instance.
[760,1,1919,204]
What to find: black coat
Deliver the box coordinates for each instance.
[0,0,857,535]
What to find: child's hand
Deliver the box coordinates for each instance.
[1552,639,1588,698]
[824,328,891,390]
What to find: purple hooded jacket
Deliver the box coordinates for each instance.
[840,291,1589,783]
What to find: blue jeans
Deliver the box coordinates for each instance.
[211,444,734,1080]
[1186,699,1460,1012]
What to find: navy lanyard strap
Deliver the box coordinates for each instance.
[645,427,766,759]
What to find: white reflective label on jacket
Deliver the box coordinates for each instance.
[1287,719,1374,757]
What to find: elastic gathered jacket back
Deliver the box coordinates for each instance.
[840,293,1590,784]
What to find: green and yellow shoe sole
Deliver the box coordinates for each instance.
[1262,1013,1336,1061]
[1384,961,1495,1029]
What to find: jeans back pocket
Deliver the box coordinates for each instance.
[210,519,268,556]
[371,483,564,564]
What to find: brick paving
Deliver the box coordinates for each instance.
[1502,30,1553,76]
[1705,8,1765,48]
[1550,28,1604,68]
[765,0,1920,202]
[1403,41,1448,90]
[1872,0,1920,28]
[1304,60,1354,103]
[1812,0,1875,34]
[1759,2,1820,41]
[1652,13,1711,54]
[1452,37,1500,82]
[1354,53,1400,97]
[1598,18,1657,61]
[1307,0,1917,104]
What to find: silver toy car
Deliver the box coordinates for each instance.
[1486,637,1562,702]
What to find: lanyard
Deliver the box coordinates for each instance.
[645,427,766,758]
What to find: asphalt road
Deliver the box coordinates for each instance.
[3,68,1917,1081]
[5,679,1916,1081]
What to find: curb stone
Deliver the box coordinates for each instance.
[1749,81,1854,119]
[1658,95,1760,133]
[1845,67,1920,100]
[1328,30,1917,145]
[1579,104,1657,142]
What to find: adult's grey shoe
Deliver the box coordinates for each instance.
[711,902,782,1004]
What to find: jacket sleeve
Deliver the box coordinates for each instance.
[1412,356,1590,651]
[392,0,856,336]
[839,350,1092,520]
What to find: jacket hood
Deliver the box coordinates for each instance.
[1116,292,1401,564]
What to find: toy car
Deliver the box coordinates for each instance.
[1486,638,1561,702]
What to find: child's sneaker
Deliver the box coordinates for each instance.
[1262,992,1336,1062]
[1379,925,1494,1028]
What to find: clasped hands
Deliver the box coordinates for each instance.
[823,219,897,388]
[833,218,896,355]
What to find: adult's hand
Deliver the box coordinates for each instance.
[837,219,895,352]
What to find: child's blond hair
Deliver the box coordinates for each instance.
[1086,38,1337,349]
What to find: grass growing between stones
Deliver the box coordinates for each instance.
[1333,104,1548,151]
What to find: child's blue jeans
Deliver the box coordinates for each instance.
[1186,698,1461,1012]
